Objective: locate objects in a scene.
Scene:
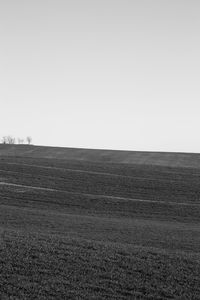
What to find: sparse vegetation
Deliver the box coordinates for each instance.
[1,136,32,145]
[2,135,15,144]
[17,138,24,144]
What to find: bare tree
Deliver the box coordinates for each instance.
[7,136,15,144]
[26,136,32,145]
[2,136,8,144]
[18,138,24,144]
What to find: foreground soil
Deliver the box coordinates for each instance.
[0,155,200,299]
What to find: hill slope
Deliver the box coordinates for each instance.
[0,144,200,168]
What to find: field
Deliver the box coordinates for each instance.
[0,145,200,299]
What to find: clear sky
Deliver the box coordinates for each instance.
[0,0,200,152]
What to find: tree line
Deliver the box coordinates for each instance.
[1,136,32,145]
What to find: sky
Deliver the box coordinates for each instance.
[0,0,200,152]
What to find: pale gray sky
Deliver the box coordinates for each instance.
[1,0,200,152]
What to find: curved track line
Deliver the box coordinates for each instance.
[0,181,200,207]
